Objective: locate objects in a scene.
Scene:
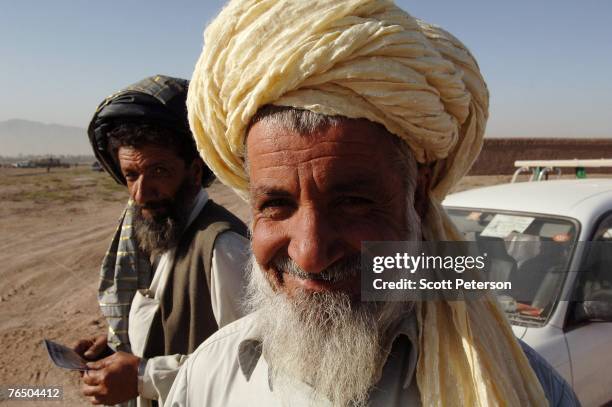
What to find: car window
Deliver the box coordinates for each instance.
[446,208,577,326]
[593,215,612,241]
[571,213,612,323]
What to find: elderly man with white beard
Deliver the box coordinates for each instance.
[165,1,579,406]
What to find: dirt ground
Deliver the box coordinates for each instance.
[0,167,250,406]
[0,166,574,405]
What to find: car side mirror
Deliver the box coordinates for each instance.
[575,290,612,322]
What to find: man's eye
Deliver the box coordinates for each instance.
[335,196,375,215]
[124,172,138,181]
[152,167,170,177]
[258,198,294,218]
[260,198,291,210]
[337,196,373,206]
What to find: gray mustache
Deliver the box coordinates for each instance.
[272,255,361,283]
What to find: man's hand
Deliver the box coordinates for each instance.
[81,351,140,405]
[72,335,109,360]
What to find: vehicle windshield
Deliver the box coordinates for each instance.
[446,208,578,326]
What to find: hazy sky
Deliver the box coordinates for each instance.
[1,0,611,138]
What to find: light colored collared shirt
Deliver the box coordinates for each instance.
[128,189,249,406]
[164,310,421,406]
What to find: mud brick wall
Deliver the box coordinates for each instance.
[469,138,612,175]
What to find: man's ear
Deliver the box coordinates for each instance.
[415,164,432,219]
[189,158,204,188]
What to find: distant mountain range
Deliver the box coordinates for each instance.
[0,119,92,156]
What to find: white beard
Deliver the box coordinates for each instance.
[245,256,413,406]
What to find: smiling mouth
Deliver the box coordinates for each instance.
[285,267,343,283]
[273,256,361,285]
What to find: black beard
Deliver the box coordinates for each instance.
[132,179,195,257]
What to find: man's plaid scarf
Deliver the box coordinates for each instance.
[98,200,152,352]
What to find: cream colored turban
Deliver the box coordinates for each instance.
[189,1,547,405]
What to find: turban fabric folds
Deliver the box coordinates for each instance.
[88,75,191,185]
[188,1,547,405]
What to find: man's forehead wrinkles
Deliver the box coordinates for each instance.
[250,185,293,197]
[250,170,385,197]
[118,147,179,166]
[253,153,375,170]
[250,172,297,195]
[252,163,295,171]
[328,176,381,192]
[121,157,169,170]
[253,148,375,161]
[259,139,388,153]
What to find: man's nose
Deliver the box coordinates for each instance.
[287,207,344,274]
[132,176,156,205]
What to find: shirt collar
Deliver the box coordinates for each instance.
[380,310,419,389]
[236,309,419,390]
[185,188,208,228]
[238,339,262,381]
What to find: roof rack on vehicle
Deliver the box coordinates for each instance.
[512,159,612,183]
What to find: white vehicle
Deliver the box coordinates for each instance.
[443,178,612,406]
